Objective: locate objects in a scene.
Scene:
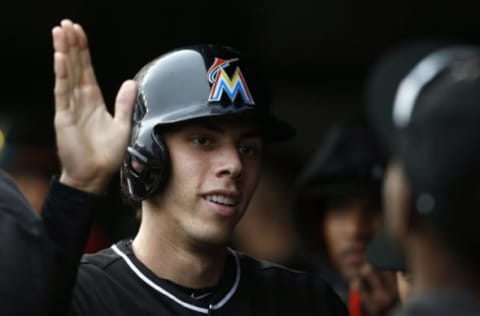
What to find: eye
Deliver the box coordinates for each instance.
[238,144,258,157]
[192,136,211,146]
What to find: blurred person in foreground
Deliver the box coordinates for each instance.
[0,168,58,315]
[291,115,399,316]
[0,111,119,253]
[367,41,480,315]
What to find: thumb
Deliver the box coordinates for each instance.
[114,80,137,124]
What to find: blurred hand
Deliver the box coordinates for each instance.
[52,19,136,194]
[351,264,399,316]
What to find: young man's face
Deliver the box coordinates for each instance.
[151,116,264,247]
[322,196,382,281]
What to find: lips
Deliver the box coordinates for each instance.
[202,190,240,216]
[344,249,366,265]
[204,194,237,206]
[346,252,365,265]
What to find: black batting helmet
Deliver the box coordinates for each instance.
[121,44,295,201]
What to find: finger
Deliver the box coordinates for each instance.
[61,20,81,85]
[363,264,397,291]
[73,23,98,86]
[54,52,70,112]
[69,23,82,85]
[114,80,137,124]
[52,26,67,54]
[53,24,72,112]
[358,268,399,312]
[377,271,398,291]
[356,266,379,302]
[361,267,385,293]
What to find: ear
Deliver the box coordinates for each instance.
[383,161,416,241]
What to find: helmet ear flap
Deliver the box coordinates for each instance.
[150,135,171,193]
[120,134,170,201]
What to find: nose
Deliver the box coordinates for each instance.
[215,145,243,180]
[345,208,378,241]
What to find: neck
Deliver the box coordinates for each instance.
[132,206,227,289]
[407,231,479,296]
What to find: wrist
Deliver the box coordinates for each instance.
[59,171,111,194]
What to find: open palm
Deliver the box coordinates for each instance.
[52,20,136,193]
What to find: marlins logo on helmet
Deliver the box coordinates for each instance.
[207,58,255,106]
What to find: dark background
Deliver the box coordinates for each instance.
[1,0,479,243]
[2,0,480,158]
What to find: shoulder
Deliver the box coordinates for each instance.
[81,247,122,269]
[79,238,139,274]
[75,242,131,295]
[233,250,348,315]
[235,250,337,293]
[77,240,133,283]
[236,250,306,275]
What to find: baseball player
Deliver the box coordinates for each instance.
[45,19,348,315]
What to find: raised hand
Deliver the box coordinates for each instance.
[52,19,136,194]
[351,264,400,316]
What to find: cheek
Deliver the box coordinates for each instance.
[169,150,206,182]
[242,160,262,190]
[322,215,344,252]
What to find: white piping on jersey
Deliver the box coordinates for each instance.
[111,244,241,314]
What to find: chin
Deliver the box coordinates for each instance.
[193,229,233,248]
[341,266,364,281]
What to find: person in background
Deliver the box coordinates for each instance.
[291,115,399,316]
[367,41,480,315]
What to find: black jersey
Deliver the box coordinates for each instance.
[71,239,348,316]
[34,178,347,315]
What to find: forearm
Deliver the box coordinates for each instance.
[41,176,102,315]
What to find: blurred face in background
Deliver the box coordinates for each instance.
[322,195,382,281]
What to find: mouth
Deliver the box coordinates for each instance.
[203,194,238,207]
[344,249,366,265]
